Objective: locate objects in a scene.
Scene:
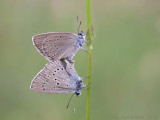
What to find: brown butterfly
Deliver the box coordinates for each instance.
[32,31,87,61]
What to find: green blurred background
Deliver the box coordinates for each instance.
[0,0,160,120]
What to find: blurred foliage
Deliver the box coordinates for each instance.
[0,0,160,120]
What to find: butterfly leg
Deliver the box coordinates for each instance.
[80,76,88,81]
[68,60,75,64]
[81,47,88,53]
[83,83,91,90]
[60,58,75,65]
[84,40,89,45]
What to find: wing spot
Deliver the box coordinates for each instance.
[69,38,71,39]
[42,85,44,87]
[43,88,45,90]
[54,71,57,73]
[57,48,58,50]
[67,85,69,86]
[55,79,57,81]
[57,39,58,40]
[57,83,59,85]
[57,69,59,70]
[54,43,55,44]
[43,82,45,84]
[70,68,72,69]
[53,73,55,75]
[61,68,64,70]
[60,36,62,38]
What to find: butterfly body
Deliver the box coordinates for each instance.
[62,59,84,96]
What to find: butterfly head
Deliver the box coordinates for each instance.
[78,31,85,39]
[75,91,81,96]
[78,31,85,36]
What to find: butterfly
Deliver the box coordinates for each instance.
[32,27,87,61]
[30,59,85,96]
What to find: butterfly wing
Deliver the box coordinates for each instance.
[61,59,80,80]
[32,32,79,61]
[30,60,77,94]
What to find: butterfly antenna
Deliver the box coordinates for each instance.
[66,93,75,109]
[73,94,76,112]
[79,21,82,33]
[77,16,82,33]
[77,16,79,33]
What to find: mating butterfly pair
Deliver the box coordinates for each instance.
[30,31,86,96]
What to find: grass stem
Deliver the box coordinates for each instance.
[86,0,93,119]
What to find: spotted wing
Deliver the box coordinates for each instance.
[32,32,79,61]
[30,60,77,94]
[62,59,80,78]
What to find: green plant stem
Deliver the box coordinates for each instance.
[86,0,92,119]
[86,49,92,120]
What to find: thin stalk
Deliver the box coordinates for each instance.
[86,0,93,119]
[86,49,92,120]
